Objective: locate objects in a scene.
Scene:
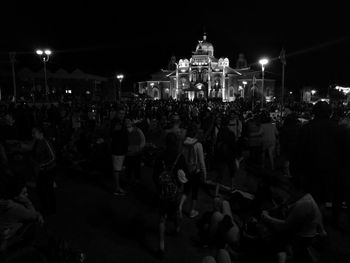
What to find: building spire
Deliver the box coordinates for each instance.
[203,32,207,41]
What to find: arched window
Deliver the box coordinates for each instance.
[192,71,198,82]
[152,88,160,99]
[202,70,208,82]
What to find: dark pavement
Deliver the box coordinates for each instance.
[32,162,350,263]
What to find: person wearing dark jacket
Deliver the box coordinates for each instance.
[21,127,56,216]
[153,132,189,258]
[279,112,301,177]
[111,118,128,196]
[0,175,44,248]
[295,101,349,225]
[214,116,240,196]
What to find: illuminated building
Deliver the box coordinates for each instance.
[138,33,275,101]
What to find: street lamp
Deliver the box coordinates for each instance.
[36,49,52,101]
[259,58,269,108]
[116,74,124,101]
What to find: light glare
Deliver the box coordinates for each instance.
[259,58,269,66]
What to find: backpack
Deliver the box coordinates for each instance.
[158,155,180,201]
[183,143,198,173]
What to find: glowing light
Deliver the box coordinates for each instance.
[44,49,52,55]
[117,74,124,81]
[335,86,350,94]
[259,58,269,66]
[311,90,316,95]
[36,49,43,55]
[289,91,293,95]
[242,81,247,85]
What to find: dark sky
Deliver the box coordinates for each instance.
[2,1,350,93]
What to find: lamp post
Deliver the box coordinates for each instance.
[36,49,52,102]
[9,52,17,102]
[175,63,179,100]
[116,74,124,101]
[242,81,247,98]
[259,58,269,108]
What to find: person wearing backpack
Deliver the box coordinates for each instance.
[179,123,207,219]
[153,132,189,259]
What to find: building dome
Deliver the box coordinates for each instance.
[196,33,214,56]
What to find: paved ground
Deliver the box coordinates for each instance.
[28,161,350,263]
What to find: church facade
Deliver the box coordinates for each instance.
[138,33,275,102]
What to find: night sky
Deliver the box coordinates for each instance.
[2,1,350,94]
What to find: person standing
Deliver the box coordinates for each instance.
[153,132,188,258]
[295,101,349,226]
[111,118,128,196]
[260,111,279,170]
[214,116,239,196]
[21,127,56,216]
[125,118,145,185]
[179,123,207,218]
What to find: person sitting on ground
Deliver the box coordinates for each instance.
[0,173,44,251]
[202,249,233,263]
[260,176,327,263]
[204,197,240,260]
[153,132,189,259]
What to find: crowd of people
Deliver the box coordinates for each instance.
[0,97,350,262]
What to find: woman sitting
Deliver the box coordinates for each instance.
[260,176,327,263]
[0,173,44,252]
